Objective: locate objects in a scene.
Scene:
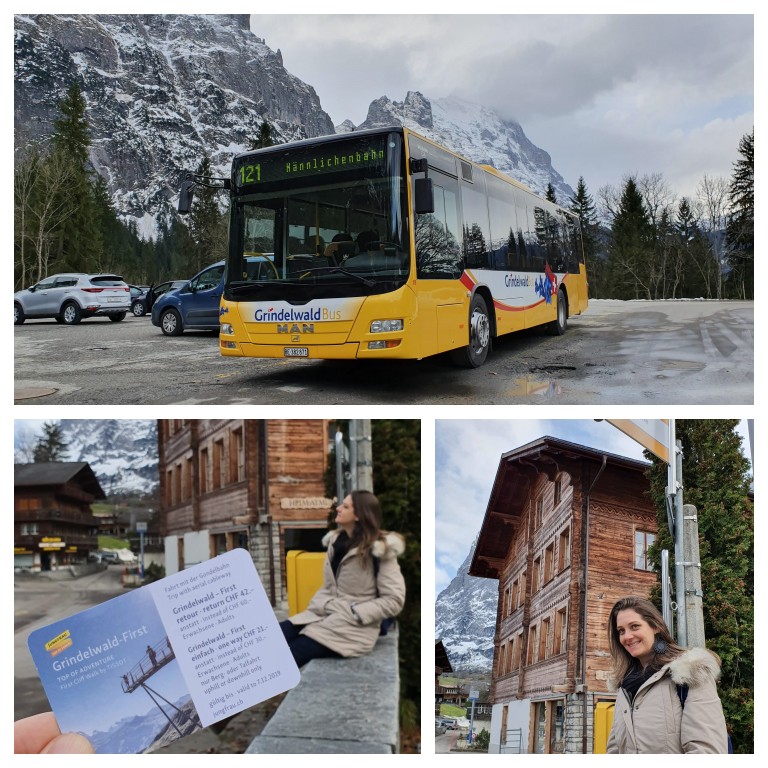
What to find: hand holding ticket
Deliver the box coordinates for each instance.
[27,549,300,753]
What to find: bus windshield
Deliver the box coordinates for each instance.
[227,132,409,302]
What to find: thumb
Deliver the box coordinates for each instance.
[42,733,95,754]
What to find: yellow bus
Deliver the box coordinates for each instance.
[180,127,588,367]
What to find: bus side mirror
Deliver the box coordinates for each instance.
[415,177,434,214]
[178,178,196,214]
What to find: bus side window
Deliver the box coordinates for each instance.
[460,176,491,270]
[415,173,462,279]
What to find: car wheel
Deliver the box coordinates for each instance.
[160,308,183,336]
[548,288,568,335]
[109,312,127,322]
[61,301,82,325]
[132,301,145,317]
[14,303,24,325]
[450,293,491,368]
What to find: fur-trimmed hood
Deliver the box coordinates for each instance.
[668,645,722,687]
[321,529,405,559]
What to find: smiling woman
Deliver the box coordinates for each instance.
[606,596,729,754]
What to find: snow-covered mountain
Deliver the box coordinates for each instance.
[58,419,158,495]
[14,14,334,236]
[355,90,574,201]
[14,15,574,236]
[435,539,498,673]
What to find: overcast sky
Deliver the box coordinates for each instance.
[433,419,753,599]
[250,8,755,202]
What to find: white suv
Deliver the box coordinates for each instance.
[14,273,131,325]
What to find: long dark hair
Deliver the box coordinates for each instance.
[608,596,685,682]
[348,489,383,558]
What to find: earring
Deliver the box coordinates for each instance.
[652,634,668,654]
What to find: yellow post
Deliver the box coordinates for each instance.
[286,550,326,615]
[593,701,615,753]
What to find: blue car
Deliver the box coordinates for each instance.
[151,261,226,336]
[151,255,275,336]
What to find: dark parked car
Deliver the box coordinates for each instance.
[128,285,151,316]
[14,273,131,325]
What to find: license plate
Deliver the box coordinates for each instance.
[284,347,308,357]
[108,297,124,303]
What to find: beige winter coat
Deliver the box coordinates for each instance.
[288,529,406,657]
[606,646,728,753]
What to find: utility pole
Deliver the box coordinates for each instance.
[349,420,373,492]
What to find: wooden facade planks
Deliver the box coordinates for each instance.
[471,436,658,743]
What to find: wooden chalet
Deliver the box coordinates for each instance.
[14,462,104,570]
[158,419,332,607]
[469,436,657,754]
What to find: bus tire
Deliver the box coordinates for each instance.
[451,293,491,368]
[548,288,567,336]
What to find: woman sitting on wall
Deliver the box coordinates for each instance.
[280,490,406,667]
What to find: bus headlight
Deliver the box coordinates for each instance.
[370,319,404,333]
[221,323,234,335]
[368,340,402,350]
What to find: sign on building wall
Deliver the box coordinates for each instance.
[280,497,334,509]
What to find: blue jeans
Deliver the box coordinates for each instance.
[280,619,341,668]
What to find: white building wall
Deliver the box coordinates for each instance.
[489,698,530,754]
[164,530,210,573]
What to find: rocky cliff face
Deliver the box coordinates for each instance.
[356,90,574,201]
[14,14,335,234]
[435,540,497,673]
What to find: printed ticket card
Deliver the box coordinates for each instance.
[27,549,301,753]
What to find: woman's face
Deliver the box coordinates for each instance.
[335,495,358,528]
[615,608,656,667]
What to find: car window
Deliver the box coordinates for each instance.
[34,277,58,290]
[192,265,225,291]
[90,276,125,286]
[54,277,79,287]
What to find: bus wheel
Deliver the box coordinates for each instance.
[548,288,567,336]
[451,293,491,368]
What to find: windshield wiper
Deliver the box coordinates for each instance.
[296,266,377,287]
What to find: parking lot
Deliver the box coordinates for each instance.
[13,300,753,405]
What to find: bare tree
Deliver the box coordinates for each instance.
[697,175,729,299]
[14,146,80,288]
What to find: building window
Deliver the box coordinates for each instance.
[230,427,244,483]
[503,585,511,618]
[535,497,544,528]
[213,439,224,489]
[519,572,526,608]
[511,579,519,611]
[199,448,209,494]
[513,631,523,669]
[21,523,39,535]
[553,607,567,655]
[634,529,656,571]
[527,625,538,665]
[554,477,562,506]
[532,557,540,593]
[539,617,550,661]
[558,527,571,571]
[184,456,193,500]
[544,543,554,583]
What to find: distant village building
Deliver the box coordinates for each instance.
[469,437,656,754]
[14,462,104,571]
[157,419,332,607]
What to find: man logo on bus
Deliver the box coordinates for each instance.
[535,263,559,304]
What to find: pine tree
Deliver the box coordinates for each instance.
[49,82,102,272]
[187,154,226,274]
[545,183,557,204]
[33,421,69,463]
[568,177,602,296]
[607,177,654,299]
[726,129,753,299]
[371,420,421,731]
[646,421,753,753]
[249,120,276,150]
